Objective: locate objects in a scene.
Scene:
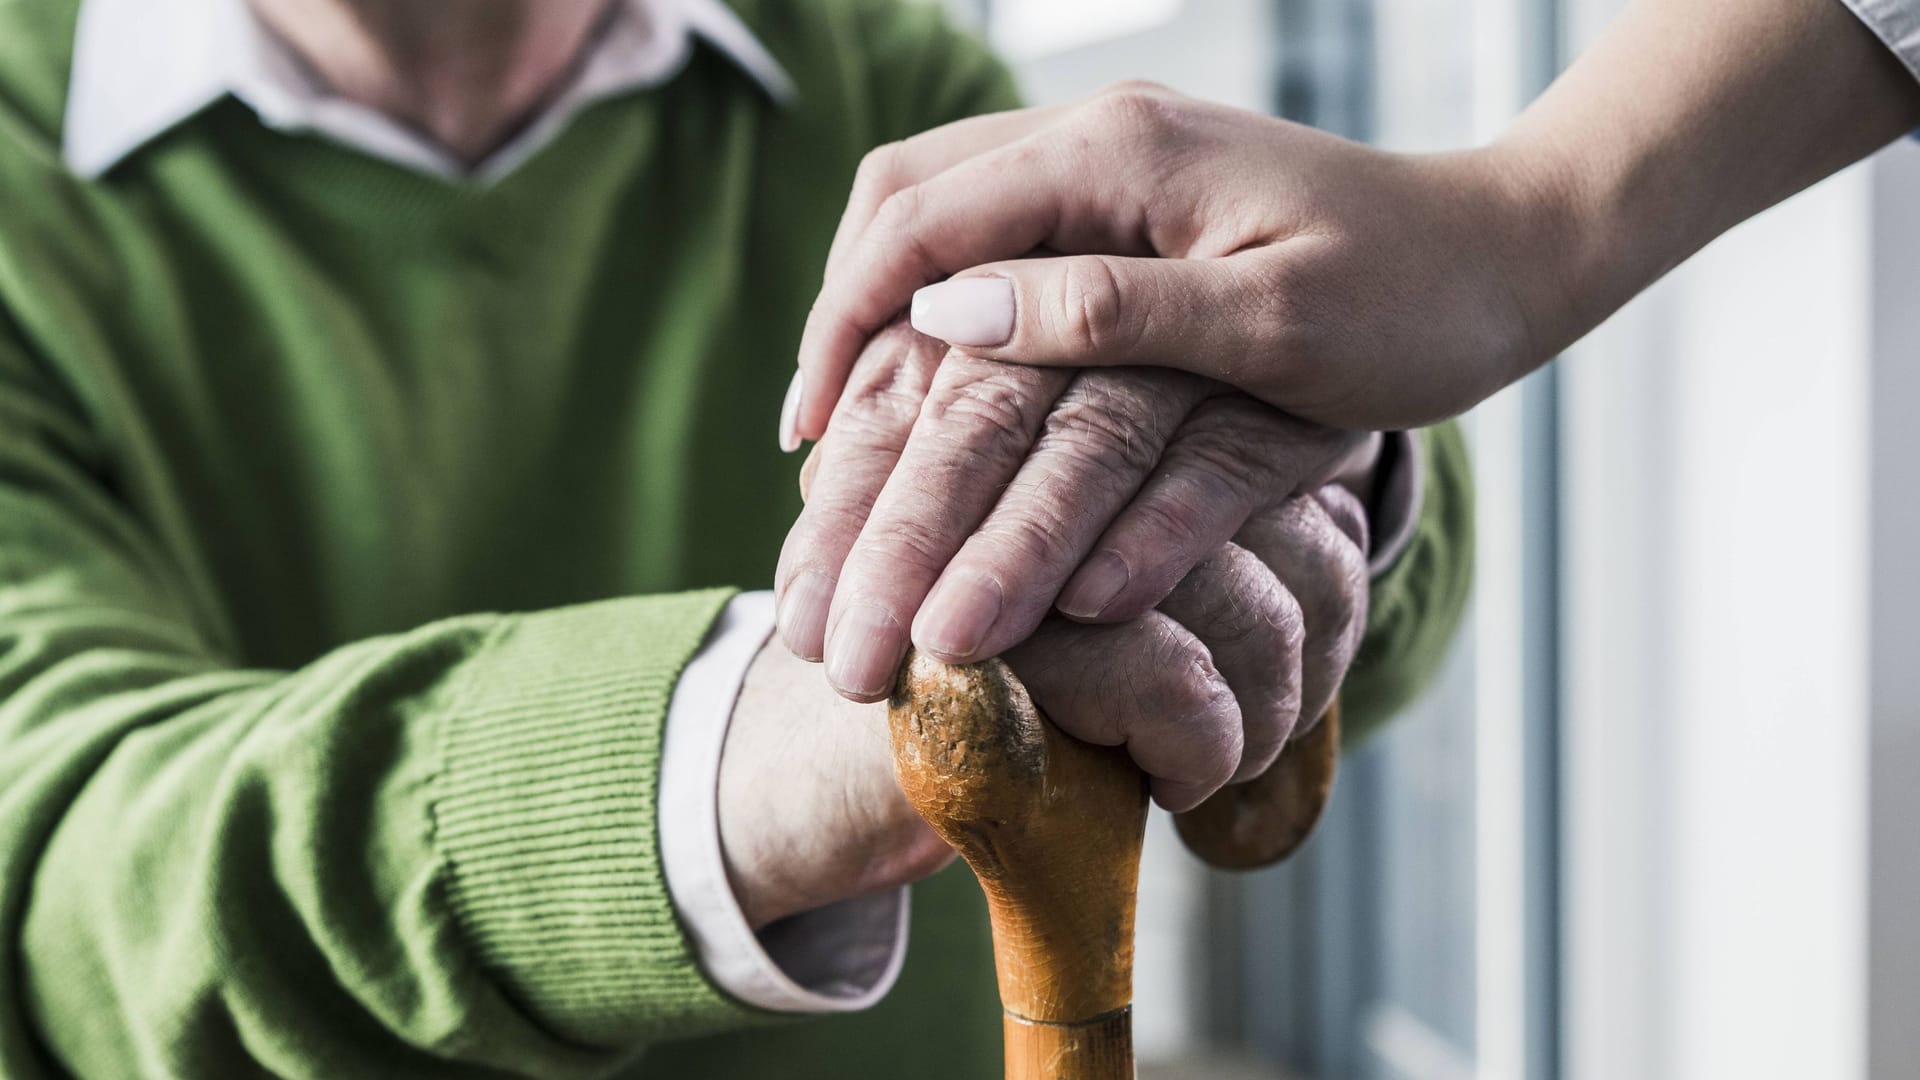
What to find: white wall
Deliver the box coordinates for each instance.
[1560,124,1877,1080]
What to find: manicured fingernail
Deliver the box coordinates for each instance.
[777,570,833,661]
[910,278,1014,347]
[825,603,907,699]
[1058,551,1131,619]
[778,370,805,453]
[916,570,1004,661]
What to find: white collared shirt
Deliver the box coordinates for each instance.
[62,0,901,1019]
[65,0,793,180]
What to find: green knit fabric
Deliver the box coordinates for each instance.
[1343,423,1478,746]
[0,1,1473,1078]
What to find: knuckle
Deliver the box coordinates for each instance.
[851,141,907,206]
[1236,569,1306,739]
[839,325,942,431]
[868,186,941,272]
[1180,551,1268,647]
[871,183,923,237]
[977,489,1083,571]
[1288,497,1370,647]
[921,363,1052,449]
[789,495,872,562]
[1129,486,1218,558]
[1168,635,1234,721]
[1049,256,1131,357]
[1000,135,1053,176]
[1092,81,1182,137]
[1164,420,1271,497]
[846,513,951,580]
[1103,621,1243,789]
[1038,383,1166,478]
[1162,683,1242,791]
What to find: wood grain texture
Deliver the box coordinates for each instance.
[1003,1009,1135,1080]
[890,651,1148,1029]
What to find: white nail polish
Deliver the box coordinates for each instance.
[778,370,804,453]
[910,278,1015,347]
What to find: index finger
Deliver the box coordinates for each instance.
[775,321,947,659]
[820,356,1073,700]
[822,106,1064,285]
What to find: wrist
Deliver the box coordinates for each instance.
[720,642,950,928]
[1442,139,1615,384]
[1471,0,1920,377]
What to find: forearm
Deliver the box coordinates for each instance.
[1493,0,1920,356]
[8,591,759,1078]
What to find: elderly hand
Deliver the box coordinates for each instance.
[775,320,1374,702]
[726,486,1368,928]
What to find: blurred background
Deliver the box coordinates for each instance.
[939,1,1920,1078]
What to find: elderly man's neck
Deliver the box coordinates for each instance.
[247,0,612,166]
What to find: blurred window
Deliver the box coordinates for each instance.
[944,2,1563,1077]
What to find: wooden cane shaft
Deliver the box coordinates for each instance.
[890,652,1147,1031]
[1003,1009,1135,1080]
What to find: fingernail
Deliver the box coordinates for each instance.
[1058,551,1131,619]
[916,570,1004,661]
[778,370,805,453]
[910,278,1015,347]
[825,603,908,700]
[777,570,833,661]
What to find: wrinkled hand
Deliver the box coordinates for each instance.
[775,321,1373,702]
[785,81,1574,435]
[725,488,1368,927]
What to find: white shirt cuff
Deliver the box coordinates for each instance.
[657,590,910,1013]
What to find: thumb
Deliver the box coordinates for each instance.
[907,252,1282,379]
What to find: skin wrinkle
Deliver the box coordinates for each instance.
[970,486,1080,571]
[781,210,1370,835]
[1235,495,1365,730]
[779,327,943,603]
[844,517,957,584]
[839,335,942,428]
[920,364,1064,450]
[1054,255,1131,360]
[1164,544,1303,773]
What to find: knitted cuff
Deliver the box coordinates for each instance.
[432,590,745,1048]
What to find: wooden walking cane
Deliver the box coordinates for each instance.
[889,650,1340,1080]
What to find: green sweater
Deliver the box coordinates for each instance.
[0,1,1474,1077]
